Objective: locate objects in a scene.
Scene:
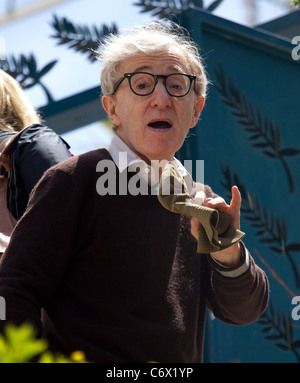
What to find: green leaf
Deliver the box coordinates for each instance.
[0,323,87,363]
[0,323,48,363]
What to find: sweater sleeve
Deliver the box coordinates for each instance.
[0,158,81,334]
[201,183,269,324]
[205,242,269,325]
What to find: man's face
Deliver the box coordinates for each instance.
[102,53,204,163]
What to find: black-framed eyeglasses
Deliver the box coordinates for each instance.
[112,72,196,98]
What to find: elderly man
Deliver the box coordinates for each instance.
[0,21,269,363]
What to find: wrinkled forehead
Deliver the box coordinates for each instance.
[117,50,192,75]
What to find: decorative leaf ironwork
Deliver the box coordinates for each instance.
[257,300,300,362]
[214,65,300,194]
[50,14,119,62]
[220,163,300,288]
[206,0,224,12]
[0,53,57,103]
[133,0,225,19]
[133,0,190,18]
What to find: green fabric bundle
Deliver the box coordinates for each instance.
[157,162,245,253]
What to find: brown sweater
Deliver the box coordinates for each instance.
[0,149,269,363]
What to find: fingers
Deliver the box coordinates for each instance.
[230,185,242,211]
[206,186,241,230]
[229,186,241,229]
[190,217,201,240]
[206,196,227,210]
[205,186,241,212]
[190,186,242,239]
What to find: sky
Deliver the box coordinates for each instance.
[0,0,295,153]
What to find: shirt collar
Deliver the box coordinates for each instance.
[108,134,143,173]
[108,133,193,190]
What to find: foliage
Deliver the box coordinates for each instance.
[0,323,47,363]
[214,65,300,194]
[50,14,118,62]
[132,0,224,19]
[258,300,300,363]
[0,0,224,100]
[290,0,300,6]
[0,323,87,363]
[49,1,224,61]
[213,56,300,361]
[220,163,300,289]
[0,53,57,103]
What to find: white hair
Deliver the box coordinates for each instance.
[97,21,208,98]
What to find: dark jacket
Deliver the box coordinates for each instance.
[0,123,71,220]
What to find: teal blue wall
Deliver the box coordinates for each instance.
[177,9,300,363]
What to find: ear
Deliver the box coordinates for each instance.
[102,95,121,127]
[191,96,205,128]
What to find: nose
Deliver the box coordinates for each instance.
[150,80,172,109]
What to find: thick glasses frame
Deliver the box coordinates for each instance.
[112,72,196,97]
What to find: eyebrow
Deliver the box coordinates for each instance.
[133,65,151,72]
[133,65,184,73]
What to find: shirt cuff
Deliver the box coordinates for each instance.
[209,242,250,278]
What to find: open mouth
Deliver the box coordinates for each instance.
[148,121,172,129]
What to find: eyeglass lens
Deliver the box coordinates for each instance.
[130,73,192,97]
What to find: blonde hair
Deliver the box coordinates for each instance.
[0,69,41,132]
[98,21,208,98]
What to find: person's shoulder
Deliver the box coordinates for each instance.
[72,148,113,167]
[40,149,113,192]
[11,123,64,150]
[77,147,112,161]
[48,148,113,175]
[18,123,63,142]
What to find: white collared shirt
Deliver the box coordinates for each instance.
[108,133,194,193]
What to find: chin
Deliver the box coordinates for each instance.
[151,145,177,158]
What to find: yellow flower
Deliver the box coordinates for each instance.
[70,350,86,362]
